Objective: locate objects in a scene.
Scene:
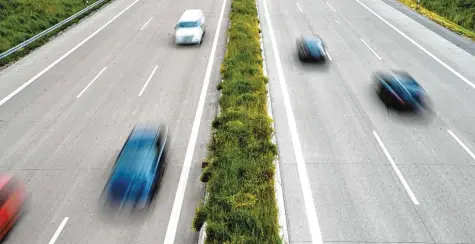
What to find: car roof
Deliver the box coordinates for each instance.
[179,9,203,22]
[113,126,161,175]
[391,72,420,88]
[385,72,424,98]
[302,36,322,46]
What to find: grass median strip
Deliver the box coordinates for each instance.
[397,0,475,41]
[192,0,281,242]
[0,0,110,67]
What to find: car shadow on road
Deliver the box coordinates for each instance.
[391,107,436,125]
[96,192,154,227]
[294,55,331,73]
[370,87,436,126]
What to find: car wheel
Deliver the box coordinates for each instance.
[389,96,400,109]
[298,51,305,61]
[152,180,159,195]
[147,180,158,205]
[376,84,383,96]
[379,89,390,104]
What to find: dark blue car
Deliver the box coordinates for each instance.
[375,71,428,111]
[103,124,168,210]
[296,36,327,62]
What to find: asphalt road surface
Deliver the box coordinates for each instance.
[0,0,229,243]
[258,0,475,243]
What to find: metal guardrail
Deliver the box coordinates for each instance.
[0,0,107,61]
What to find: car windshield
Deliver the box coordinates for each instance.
[305,39,322,49]
[402,78,418,87]
[395,75,419,89]
[178,21,199,28]
[115,136,157,174]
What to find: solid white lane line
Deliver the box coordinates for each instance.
[0,0,141,107]
[48,217,69,244]
[296,2,303,12]
[257,6,289,239]
[355,0,475,90]
[447,129,475,161]
[326,2,337,12]
[373,131,420,205]
[361,38,382,60]
[138,65,158,96]
[335,20,340,24]
[162,0,227,242]
[263,0,324,243]
[140,16,153,30]
[76,67,107,98]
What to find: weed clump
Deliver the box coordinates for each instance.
[192,0,281,242]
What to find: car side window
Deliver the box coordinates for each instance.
[390,79,407,96]
[119,140,138,162]
[144,147,157,176]
[198,18,203,29]
[155,130,169,172]
[150,134,163,173]
[387,81,398,93]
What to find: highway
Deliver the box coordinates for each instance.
[258,0,475,243]
[0,0,229,243]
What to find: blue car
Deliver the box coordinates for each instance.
[103,124,168,210]
[296,36,327,62]
[375,71,428,111]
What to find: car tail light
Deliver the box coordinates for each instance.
[0,209,9,225]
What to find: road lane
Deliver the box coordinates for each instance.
[319,0,475,242]
[0,0,140,100]
[380,0,475,56]
[0,0,163,121]
[0,0,228,243]
[259,0,475,243]
[259,0,436,242]
[327,0,475,139]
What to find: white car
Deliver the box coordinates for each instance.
[175,9,206,45]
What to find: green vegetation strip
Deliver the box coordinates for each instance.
[0,0,110,66]
[192,0,281,242]
[397,0,475,41]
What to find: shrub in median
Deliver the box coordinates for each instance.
[192,0,281,242]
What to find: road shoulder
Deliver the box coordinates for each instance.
[381,0,475,56]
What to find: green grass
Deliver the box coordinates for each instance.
[0,0,110,66]
[398,0,475,41]
[191,0,281,242]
